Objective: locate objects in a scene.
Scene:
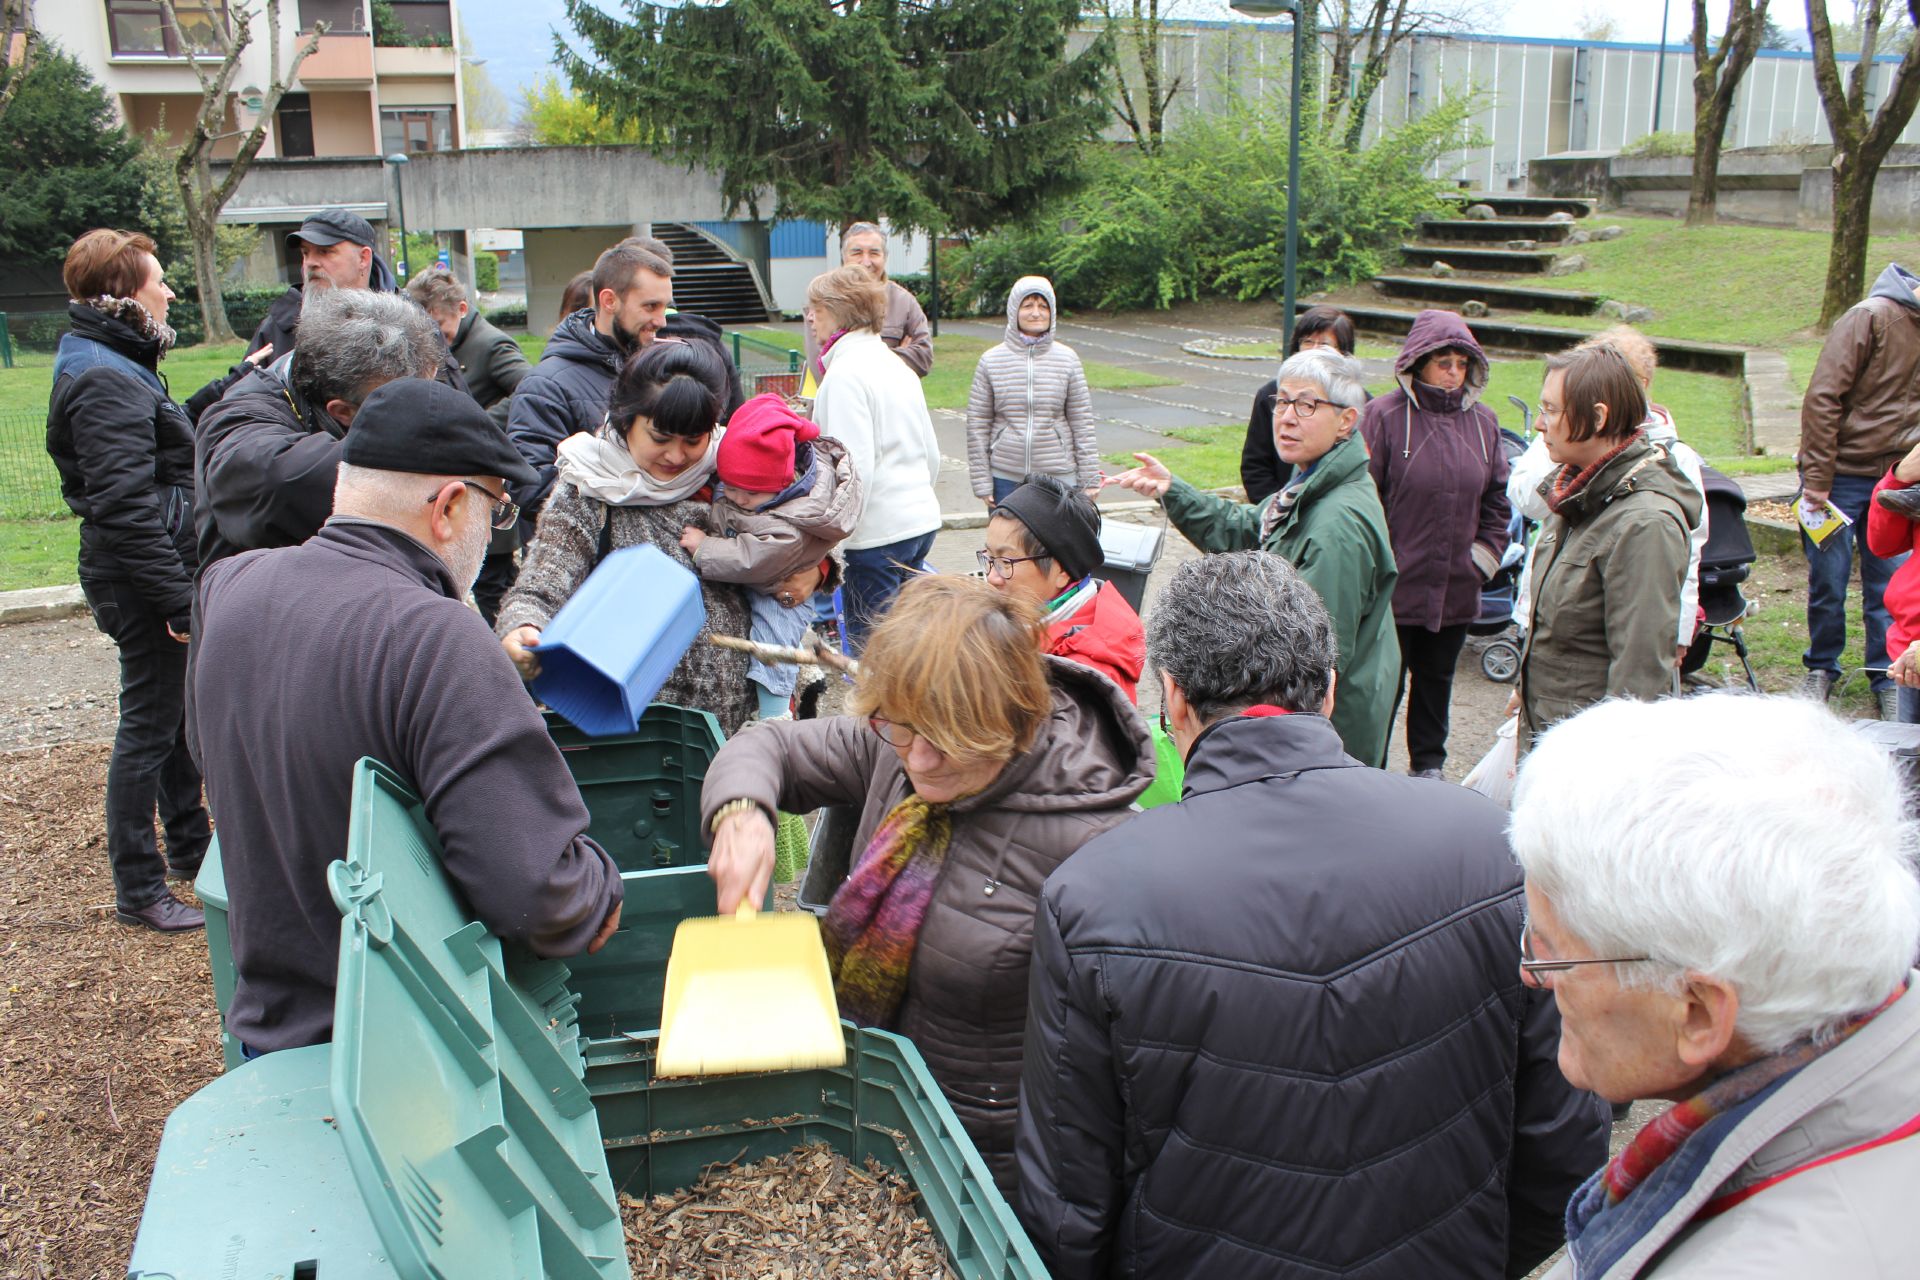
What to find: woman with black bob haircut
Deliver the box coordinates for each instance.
[1241,306,1361,504]
[498,339,772,734]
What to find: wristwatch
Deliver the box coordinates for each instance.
[710,797,764,836]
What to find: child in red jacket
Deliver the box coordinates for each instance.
[1867,439,1920,720]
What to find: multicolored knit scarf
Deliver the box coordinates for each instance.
[821,794,953,1028]
[1546,429,1643,515]
[1599,983,1907,1207]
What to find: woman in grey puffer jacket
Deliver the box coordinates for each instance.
[966,277,1099,505]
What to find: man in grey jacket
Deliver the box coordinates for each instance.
[1017,551,1608,1280]
[191,379,623,1057]
[803,221,933,377]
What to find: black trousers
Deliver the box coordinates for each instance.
[82,579,210,911]
[1395,622,1471,773]
[472,550,518,628]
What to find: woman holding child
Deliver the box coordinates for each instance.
[496,341,777,735]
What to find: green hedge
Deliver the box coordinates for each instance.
[485,302,528,329]
[475,251,500,293]
[166,285,290,346]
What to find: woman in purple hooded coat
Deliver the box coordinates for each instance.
[1358,310,1511,778]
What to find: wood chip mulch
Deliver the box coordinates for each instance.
[621,1142,954,1279]
[0,743,222,1280]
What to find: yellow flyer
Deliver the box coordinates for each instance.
[1797,496,1852,547]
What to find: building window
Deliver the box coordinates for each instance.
[106,0,227,57]
[380,106,453,155]
[276,93,315,158]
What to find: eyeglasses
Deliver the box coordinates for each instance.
[976,550,1049,579]
[1272,395,1335,418]
[1519,921,1650,983]
[428,480,518,531]
[868,715,925,751]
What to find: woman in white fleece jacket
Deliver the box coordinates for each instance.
[809,265,942,650]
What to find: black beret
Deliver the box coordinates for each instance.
[341,379,539,485]
[288,207,375,249]
[995,480,1102,581]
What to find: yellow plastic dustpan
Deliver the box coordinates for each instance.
[655,902,847,1076]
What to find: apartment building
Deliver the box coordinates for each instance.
[34,0,466,163]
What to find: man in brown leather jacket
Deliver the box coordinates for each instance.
[1797,262,1920,717]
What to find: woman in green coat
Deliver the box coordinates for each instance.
[1109,349,1400,765]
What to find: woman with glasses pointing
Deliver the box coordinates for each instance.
[700,575,1152,1195]
[1108,348,1399,766]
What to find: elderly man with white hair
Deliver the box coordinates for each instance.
[1513,692,1920,1279]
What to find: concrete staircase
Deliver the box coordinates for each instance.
[648,223,778,326]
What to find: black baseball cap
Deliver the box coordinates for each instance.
[341,380,539,486]
[288,207,375,250]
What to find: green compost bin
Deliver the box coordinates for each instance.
[132,760,1044,1279]
[197,704,726,1070]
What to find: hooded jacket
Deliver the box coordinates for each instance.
[699,657,1155,1194]
[813,330,943,551]
[1799,262,1920,492]
[1544,976,1920,1280]
[1161,430,1401,766]
[1017,712,1610,1280]
[507,308,625,511]
[1359,310,1512,630]
[45,302,198,628]
[1868,467,1920,659]
[965,277,1099,496]
[695,436,864,589]
[192,364,346,572]
[1519,434,1702,748]
[450,307,530,428]
[1047,579,1146,704]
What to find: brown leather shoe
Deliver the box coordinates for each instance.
[1874,485,1920,521]
[116,892,206,933]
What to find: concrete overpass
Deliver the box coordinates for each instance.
[213,144,768,323]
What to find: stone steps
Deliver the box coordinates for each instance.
[1370,275,1602,316]
[1302,301,1747,375]
[1439,193,1597,219]
[1420,217,1576,244]
[1399,243,1556,274]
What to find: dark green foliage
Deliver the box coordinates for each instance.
[165,285,292,347]
[0,42,147,267]
[485,302,528,329]
[475,250,500,293]
[555,0,1111,234]
[945,94,1478,313]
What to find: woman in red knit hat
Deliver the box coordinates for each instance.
[681,393,864,718]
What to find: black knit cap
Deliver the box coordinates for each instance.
[288,207,375,249]
[341,379,538,485]
[995,479,1103,581]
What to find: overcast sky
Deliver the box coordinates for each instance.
[459,0,1786,105]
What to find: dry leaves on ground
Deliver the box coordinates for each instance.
[0,743,222,1280]
[622,1142,954,1279]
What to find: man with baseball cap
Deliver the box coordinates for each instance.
[979,473,1144,703]
[245,208,396,359]
[190,379,624,1058]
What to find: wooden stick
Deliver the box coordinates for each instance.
[705,634,858,675]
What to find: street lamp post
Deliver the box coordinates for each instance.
[385,151,412,280]
[1229,0,1303,352]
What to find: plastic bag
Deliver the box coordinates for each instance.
[1463,716,1519,808]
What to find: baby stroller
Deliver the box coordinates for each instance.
[1679,464,1760,691]
[1476,419,1536,684]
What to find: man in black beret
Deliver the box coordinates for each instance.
[190,380,623,1058]
[979,473,1145,704]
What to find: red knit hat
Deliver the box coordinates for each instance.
[717,393,821,492]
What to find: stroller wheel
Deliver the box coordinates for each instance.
[1482,640,1520,684]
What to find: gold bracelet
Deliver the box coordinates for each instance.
[710,798,763,836]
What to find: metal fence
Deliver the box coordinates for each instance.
[0,410,67,520]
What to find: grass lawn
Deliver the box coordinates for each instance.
[1211,339,1402,361]
[0,518,81,591]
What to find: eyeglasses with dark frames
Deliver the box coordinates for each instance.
[1519,921,1650,981]
[976,549,1049,579]
[427,480,518,531]
[1272,394,1335,418]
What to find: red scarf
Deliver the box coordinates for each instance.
[1547,429,1643,515]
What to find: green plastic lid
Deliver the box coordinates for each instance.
[327,759,626,1280]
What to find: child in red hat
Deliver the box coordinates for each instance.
[681,393,864,717]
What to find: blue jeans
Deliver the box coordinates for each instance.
[991,475,1020,504]
[843,530,937,653]
[1803,473,1905,691]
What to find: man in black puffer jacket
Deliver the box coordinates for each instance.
[1016,551,1609,1280]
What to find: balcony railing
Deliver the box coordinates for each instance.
[373,0,451,48]
[298,0,368,35]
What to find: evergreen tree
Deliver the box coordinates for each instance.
[0,41,147,267]
[556,0,1111,235]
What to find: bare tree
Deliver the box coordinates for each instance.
[1807,0,1920,328]
[0,0,36,130]
[1686,0,1771,226]
[160,0,321,343]
[1320,0,1487,150]
[1097,0,1187,154]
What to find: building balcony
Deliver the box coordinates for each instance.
[372,42,457,79]
[299,31,374,85]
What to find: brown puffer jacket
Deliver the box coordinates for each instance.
[700,657,1154,1192]
[693,435,863,589]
